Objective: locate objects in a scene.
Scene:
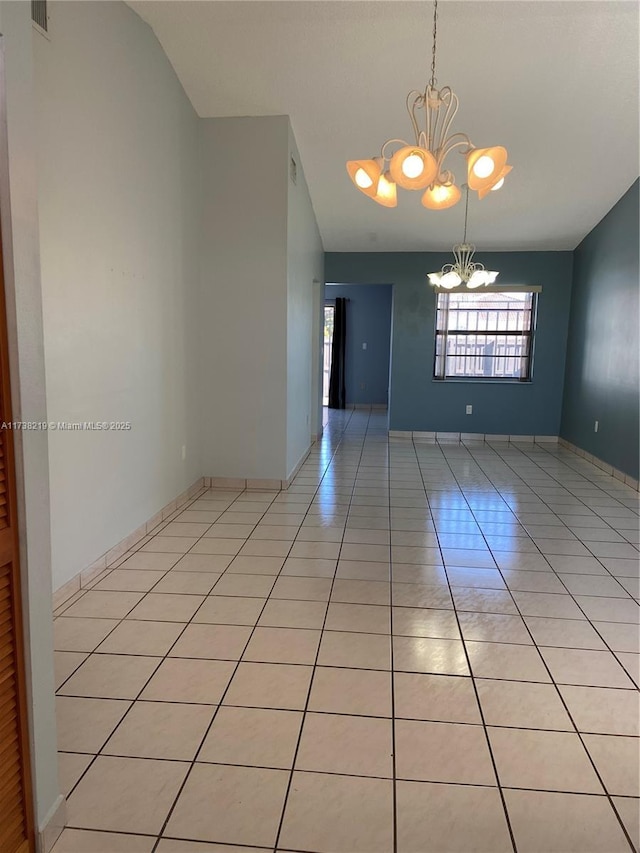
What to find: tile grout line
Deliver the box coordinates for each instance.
[441,439,637,852]
[482,443,639,849]
[511,442,638,593]
[534,442,640,506]
[55,486,271,703]
[52,485,212,617]
[388,421,399,853]
[62,477,297,824]
[153,407,358,852]
[445,439,639,677]
[272,407,373,852]
[53,414,638,852]
[483,442,639,663]
[413,437,520,853]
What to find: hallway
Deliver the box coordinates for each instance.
[52,409,639,853]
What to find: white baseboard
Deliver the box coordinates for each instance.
[206,476,284,491]
[52,477,206,609]
[205,445,313,493]
[39,794,66,853]
[389,431,558,445]
[559,438,639,490]
[284,444,312,488]
[353,403,388,411]
[52,457,318,611]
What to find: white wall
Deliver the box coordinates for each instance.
[286,122,324,475]
[199,116,289,481]
[33,1,202,590]
[0,3,324,846]
[0,0,60,841]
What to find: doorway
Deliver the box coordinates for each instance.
[322,303,335,406]
[323,284,393,410]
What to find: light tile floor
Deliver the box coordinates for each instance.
[52,409,640,853]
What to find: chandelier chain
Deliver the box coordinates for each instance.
[430,0,438,88]
[345,0,511,219]
[463,183,469,243]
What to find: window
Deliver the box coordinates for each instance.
[434,290,537,381]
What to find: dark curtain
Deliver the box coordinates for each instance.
[328,297,347,409]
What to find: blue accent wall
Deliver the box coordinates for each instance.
[561,180,640,480]
[325,283,392,406]
[325,251,573,435]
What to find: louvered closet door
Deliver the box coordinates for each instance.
[0,225,34,852]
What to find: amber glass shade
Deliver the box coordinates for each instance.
[371,172,397,207]
[346,158,383,198]
[421,183,462,210]
[389,146,438,190]
[477,164,513,199]
[466,146,509,192]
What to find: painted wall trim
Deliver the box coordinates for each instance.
[39,793,65,853]
[52,477,205,608]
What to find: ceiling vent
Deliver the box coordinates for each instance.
[31,0,48,34]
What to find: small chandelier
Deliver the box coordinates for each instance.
[346,0,512,210]
[428,186,499,289]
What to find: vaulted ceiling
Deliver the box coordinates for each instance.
[129,1,639,252]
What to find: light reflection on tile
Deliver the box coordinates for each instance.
[53,409,639,853]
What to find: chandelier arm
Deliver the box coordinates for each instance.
[380,138,411,161]
[429,98,443,152]
[429,96,442,153]
[436,91,459,151]
[438,134,474,169]
[406,91,424,146]
[407,92,420,145]
[425,89,432,151]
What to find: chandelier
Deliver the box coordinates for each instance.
[346,0,512,210]
[428,186,499,288]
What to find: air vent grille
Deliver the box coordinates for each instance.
[31,0,48,33]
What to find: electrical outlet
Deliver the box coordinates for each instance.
[360,382,365,390]
[362,342,367,350]
[466,404,473,415]
[594,421,599,433]
[181,445,186,460]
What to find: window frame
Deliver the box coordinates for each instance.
[432,286,540,383]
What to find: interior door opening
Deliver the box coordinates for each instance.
[322,303,334,406]
[322,283,393,415]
